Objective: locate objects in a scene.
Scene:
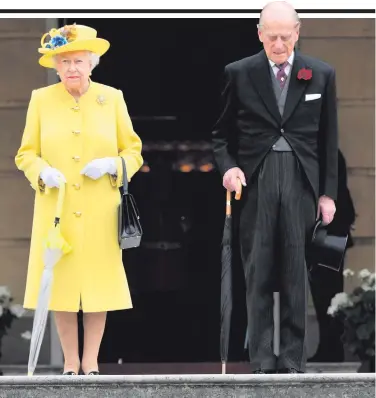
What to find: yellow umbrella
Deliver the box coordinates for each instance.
[27,180,71,376]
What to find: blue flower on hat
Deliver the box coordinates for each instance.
[50,35,68,49]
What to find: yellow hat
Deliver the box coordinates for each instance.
[38,24,110,68]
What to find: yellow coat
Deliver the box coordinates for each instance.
[15,81,143,312]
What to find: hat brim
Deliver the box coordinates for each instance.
[38,38,110,68]
[308,220,348,272]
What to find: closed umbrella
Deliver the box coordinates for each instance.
[220,179,242,374]
[27,180,71,376]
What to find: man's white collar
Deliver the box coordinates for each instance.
[269,51,295,67]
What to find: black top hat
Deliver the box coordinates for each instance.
[307,220,348,272]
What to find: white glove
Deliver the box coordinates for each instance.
[80,157,117,180]
[39,167,66,188]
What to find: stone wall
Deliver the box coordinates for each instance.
[0,19,53,304]
[299,18,375,293]
[0,18,58,365]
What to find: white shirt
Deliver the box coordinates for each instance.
[268,52,295,77]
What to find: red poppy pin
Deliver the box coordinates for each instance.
[297,67,312,81]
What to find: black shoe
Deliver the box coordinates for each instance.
[86,371,100,375]
[63,371,77,375]
[279,368,304,374]
[252,369,276,374]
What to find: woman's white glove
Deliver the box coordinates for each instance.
[39,167,66,188]
[80,157,117,180]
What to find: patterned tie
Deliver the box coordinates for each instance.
[276,62,288,89]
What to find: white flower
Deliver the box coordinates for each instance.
[368,273,376,288]
[21,331,32,340]
[327,292,353,315]
[361,283,373,292]
[359,269,372,280]
[0,286,11,298]
[343,269,354,278]
[357,269,376,291]
[9,304,25,318]
[361,273,376,291]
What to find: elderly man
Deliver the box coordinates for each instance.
[212,1,338,374]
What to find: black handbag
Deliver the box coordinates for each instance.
[118,157,143,249]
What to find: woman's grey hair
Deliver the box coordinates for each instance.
[89,52,100,70]
[53,51,100,71]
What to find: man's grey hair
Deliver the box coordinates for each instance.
[257,1,301,30]
[53,51,100,71]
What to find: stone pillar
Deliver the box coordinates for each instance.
[0,18,48,303]
[299,18,375,293]
[0,18,62,366]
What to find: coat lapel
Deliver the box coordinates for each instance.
[248,50,281,125]
[282,52,310,124]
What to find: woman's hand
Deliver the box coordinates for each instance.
[40,167,66,188]
[80,158,117,180]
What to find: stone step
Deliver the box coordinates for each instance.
[0,374,374,398]
[0,361,362,376]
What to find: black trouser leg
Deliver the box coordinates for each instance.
[240,152,315,372]
[277,153,315,372]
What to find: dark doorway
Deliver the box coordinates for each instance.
[63,18,263,364]
[61,18,262,140]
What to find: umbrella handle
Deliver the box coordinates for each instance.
[234,182,242,201]
[54,178,65,224]
[226,179,242,216]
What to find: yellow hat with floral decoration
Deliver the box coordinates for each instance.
[38,24,110,68]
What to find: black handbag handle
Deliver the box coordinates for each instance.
[120,157,129,196]
[120,157,141,217]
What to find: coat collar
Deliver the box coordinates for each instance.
[248,49,310,125]
[282,50,311,124]
[56,79,103,106]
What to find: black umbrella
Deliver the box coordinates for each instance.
[220,181,242,374]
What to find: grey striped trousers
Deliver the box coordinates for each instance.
[239,150,315,372]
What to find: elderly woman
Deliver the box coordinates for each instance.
[15,24,143,375]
